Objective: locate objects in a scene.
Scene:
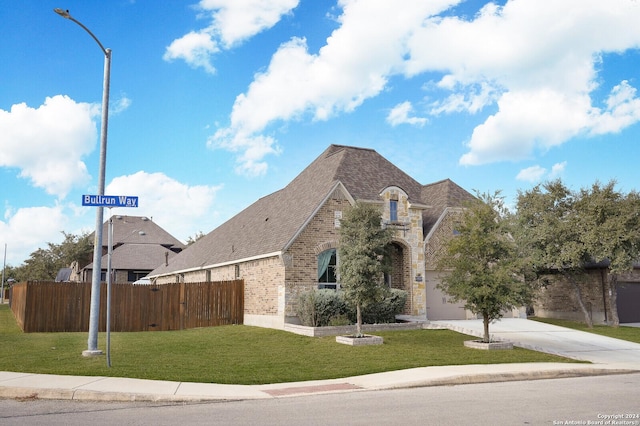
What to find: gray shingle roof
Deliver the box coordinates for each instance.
[85,215,185,270]
[421,179,476,234]
[102,215,185,248]
[97,243,179,270]
[149,145,473,277]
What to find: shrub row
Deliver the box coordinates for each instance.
[296,288,408,327]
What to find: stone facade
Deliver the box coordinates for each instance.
[380,186,428,316]
[278,184,434,323]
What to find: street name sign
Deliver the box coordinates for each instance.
[82,195,139,208]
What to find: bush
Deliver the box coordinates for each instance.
[349,288,408,324]
[297,289,348,327]
[297,288,407,327]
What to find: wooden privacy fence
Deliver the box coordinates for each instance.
[10,280,244,333]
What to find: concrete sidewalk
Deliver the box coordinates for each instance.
[0,363,636,402]
[1,319,639,402]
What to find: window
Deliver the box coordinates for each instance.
[317,249,338,289]
[390,200,398,222]
[235,264,240,279]
[128,270,150,282]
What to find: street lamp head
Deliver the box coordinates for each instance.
[54,8,71,19]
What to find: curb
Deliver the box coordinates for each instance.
[383,368,639,390]
[1,367,637,402]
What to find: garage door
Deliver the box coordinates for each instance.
[617,282,640,323]
[425,271,467,320]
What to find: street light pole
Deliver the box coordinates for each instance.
[54,8,111,356]
[1,243,6,304]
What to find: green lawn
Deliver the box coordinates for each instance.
[531,317,640,344]
[0,305,578,385]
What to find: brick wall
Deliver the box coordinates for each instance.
[425,208,463,271]
[533,269,609,323]
[154,256,285,319]
[533,268,640,323]
[283,188,351,318]
[424,208,467,318]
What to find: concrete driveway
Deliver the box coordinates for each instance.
[430,318,640,365]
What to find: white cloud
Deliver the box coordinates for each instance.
[0,205,69,267]
[163,31,220,74]
[191,0,640,173]
[105,171,223,242]
[589,81,640,135]
[549,161,567,178]
[429,82,498,115]
[516,161,567,183]
[460,89,592,165]
[0,95,98,198]
[213,0,457,175]
[110,95,132,116]
[402,0,640,166]
[387,101,427,127]
[163,0,299,73]
[202,0,300,48]
[516,165,546,183]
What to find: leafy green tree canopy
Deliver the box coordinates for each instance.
[338,202,393,336]
[438,191,532,342]
[517,179,640,327]
[9,231,93,282]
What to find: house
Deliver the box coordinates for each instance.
[533,262,640,324]
[82,215,185,283]
[148,144,525,329]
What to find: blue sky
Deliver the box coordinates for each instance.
[2,0,640,267]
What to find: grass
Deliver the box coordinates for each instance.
[531,317,640,344]
[0,305,578,385]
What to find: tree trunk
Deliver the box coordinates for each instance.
[564,272,593,328]
[482,312,490,343]
[608,274,620,327]
[356,303,363,337]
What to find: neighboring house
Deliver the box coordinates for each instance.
[82,215,185,283]
[148,144,524,329]
[533,262,640,324]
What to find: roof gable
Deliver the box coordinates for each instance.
[149,145,474,277]
[85,215,185,270]
[421,179,476,233]
[94,215,185,249]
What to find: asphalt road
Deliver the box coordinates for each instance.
[1,373,639,425]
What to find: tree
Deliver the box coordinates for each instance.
[13,232,93,281]
[438,192,532,343]
[575,181,640,327]
[517,179,640,328]
[186,231,205,245]
[338,202,393,337]
[516,180,595,327]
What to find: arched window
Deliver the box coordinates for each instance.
[317,249,338,289]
